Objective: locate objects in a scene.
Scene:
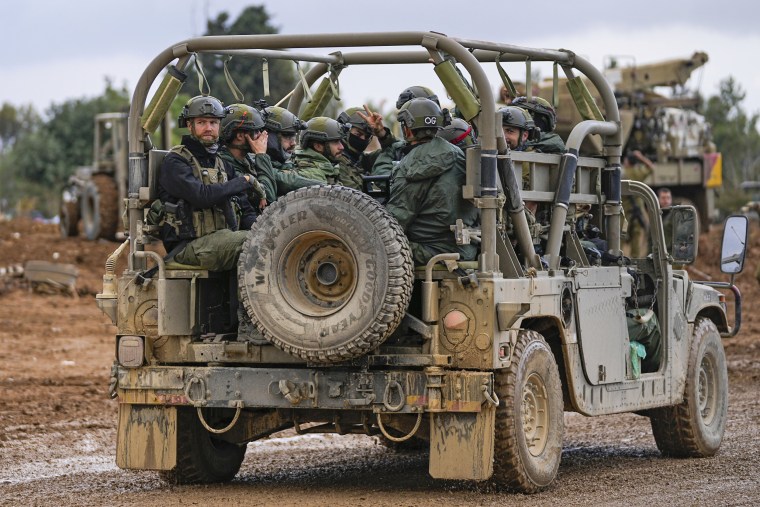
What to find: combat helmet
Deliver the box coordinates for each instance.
[301,117,348,147]
[221,104,266,143]
[337,107,373,153]
[398,97,449,129]
[263,106,306,135]
[337,107,372,137]
[396,85,440,110]
[499,106,537,132]
[178,95,228,128]
[512,96,557,132]
[439,118,476,148]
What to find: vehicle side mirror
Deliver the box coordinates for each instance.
[670,205,698,265]
[720,215,749,274]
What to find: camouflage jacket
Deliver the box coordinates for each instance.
[294,147,341,184]
[218,148,268,206]
[525,132,566,154]
[386,136,479,265]
[263,158,321,200]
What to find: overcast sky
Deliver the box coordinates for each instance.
[3,0,760,121]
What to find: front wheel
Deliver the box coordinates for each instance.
[650,318,728,457]
[493,330,564,493]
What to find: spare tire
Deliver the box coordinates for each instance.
[239,186,413,363]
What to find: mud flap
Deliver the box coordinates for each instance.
[116,404,177,470]
[429,406,495,480]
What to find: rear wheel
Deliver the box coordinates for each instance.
[159,407,246,484]
[493,330,563,493]
[650,318,727,457]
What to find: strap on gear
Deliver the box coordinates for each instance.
[193,54,211,96]
[495,53,517,100]
[223,56,245,102]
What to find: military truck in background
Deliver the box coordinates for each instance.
[97,33,745,493]
[540,51,721,232]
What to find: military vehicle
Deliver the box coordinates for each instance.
[538,51,721,232]
[97,33,745,493]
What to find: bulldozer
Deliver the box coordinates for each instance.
[539,51,721,232]
[60,112,172,240]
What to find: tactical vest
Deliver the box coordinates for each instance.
[164,145,229,239]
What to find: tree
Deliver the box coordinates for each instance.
[0,103,40,152]
[195,6,296,106]
[0,80,130,217]
[703,77,760,186]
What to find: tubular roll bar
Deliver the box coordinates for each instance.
[128,32,622,273]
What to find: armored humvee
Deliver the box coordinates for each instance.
[97,32,746,492]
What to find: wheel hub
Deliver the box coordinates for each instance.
[280,231,358,317]
[698,355,717,424]
[522,372,550,457]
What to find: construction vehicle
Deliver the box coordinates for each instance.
[60,112,172,240]
[60,112,128,240]
[97,33,744,493]
[539,51,721,232]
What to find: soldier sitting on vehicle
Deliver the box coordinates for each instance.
[372,85,440,177]
[157,95,258,272]
[439,117,478,150]
[512,96,566,154]
[218,103,269,212]
[385,98,479,265]
[294,117,347,184]
[334,106,396,190]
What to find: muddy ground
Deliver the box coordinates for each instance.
[1,218,759,506]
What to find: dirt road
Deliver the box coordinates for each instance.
[1,219,759,506]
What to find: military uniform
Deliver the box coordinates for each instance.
[525,132,565,154]
[218,148,267,207]
[386,136,479,265]
[294,147,341,184]
[158,135,257,271]
[371,140,407,177]
[623,162,654,258]
[339,129,397,189]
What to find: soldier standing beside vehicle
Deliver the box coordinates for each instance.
[294,117,346,184]
[157,95,258,271]
[622,150,656,258]
[218,103,268,211]
[386,97,478,265]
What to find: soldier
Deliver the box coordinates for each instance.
[498,105,538,151]
[512,96,566,154]
[218,103,268,211]
[372,85,440,177]
[260,105,320,201]
[294,117,346,184]
[335,106,396,190]
[623,150,656,258]
[157,95,258,271]
[439,117,477,149]
[386,98,479,265]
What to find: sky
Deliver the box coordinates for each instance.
[3,0,760,121]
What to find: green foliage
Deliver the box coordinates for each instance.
[703,77,760,187]
[0,103,40,152]
[0,81,130,217]
[193,5,296,106]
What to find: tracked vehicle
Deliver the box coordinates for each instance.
[97,32,745,492]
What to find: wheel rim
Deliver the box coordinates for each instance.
[522,372,550,457]
[698,353,718,425]
[279,230,358,317]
